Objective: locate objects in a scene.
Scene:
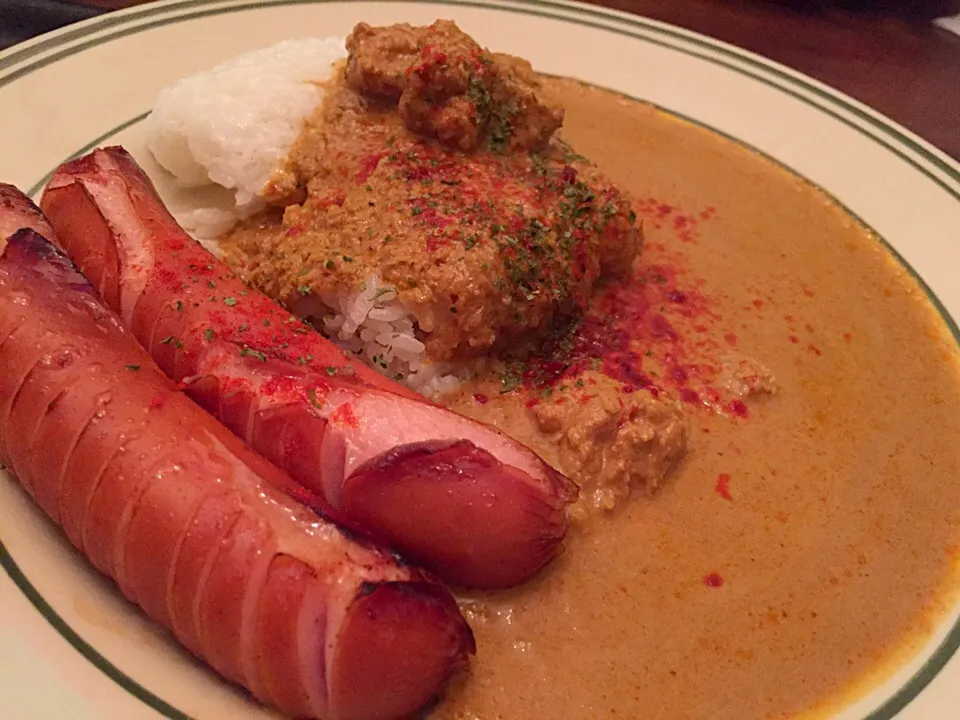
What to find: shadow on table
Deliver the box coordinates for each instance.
[778,0,960,17]
[0,0,102,52]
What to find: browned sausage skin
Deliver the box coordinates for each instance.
[0,188,474,719]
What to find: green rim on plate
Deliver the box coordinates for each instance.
[1,2,958,719]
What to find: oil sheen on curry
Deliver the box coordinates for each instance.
[220,21,960,720]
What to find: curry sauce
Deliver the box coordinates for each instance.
[221,25,960,719]
[434,80,960,720]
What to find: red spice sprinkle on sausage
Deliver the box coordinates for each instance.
[715,472,733,500]
[703,572,724,588]
[789,335,799,344]
[752,298,765,309]
[473,393,489,405]
[330,402,360,428]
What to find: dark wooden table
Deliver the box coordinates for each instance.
[3,0,959,159]
[597,0,960,160]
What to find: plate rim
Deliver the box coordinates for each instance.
[1,0,957,195]
[1,1,958,719]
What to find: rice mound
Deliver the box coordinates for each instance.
[146,37,347,227]
[148,38,464,396]
[291,276,463,397]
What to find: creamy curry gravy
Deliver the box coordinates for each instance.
[438,80,960,719]
[226,64,960,717]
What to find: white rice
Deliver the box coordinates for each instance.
[177,208,240,244]
[293,275,464,397]
[146,37,347,234]
[146,38,463,397]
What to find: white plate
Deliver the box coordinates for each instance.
[0,1,958,718]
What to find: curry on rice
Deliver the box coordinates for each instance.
[217,20,960,720]
[228,21,638,368]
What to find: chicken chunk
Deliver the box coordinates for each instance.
[532,372,687,512]
[346,20,564,152]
